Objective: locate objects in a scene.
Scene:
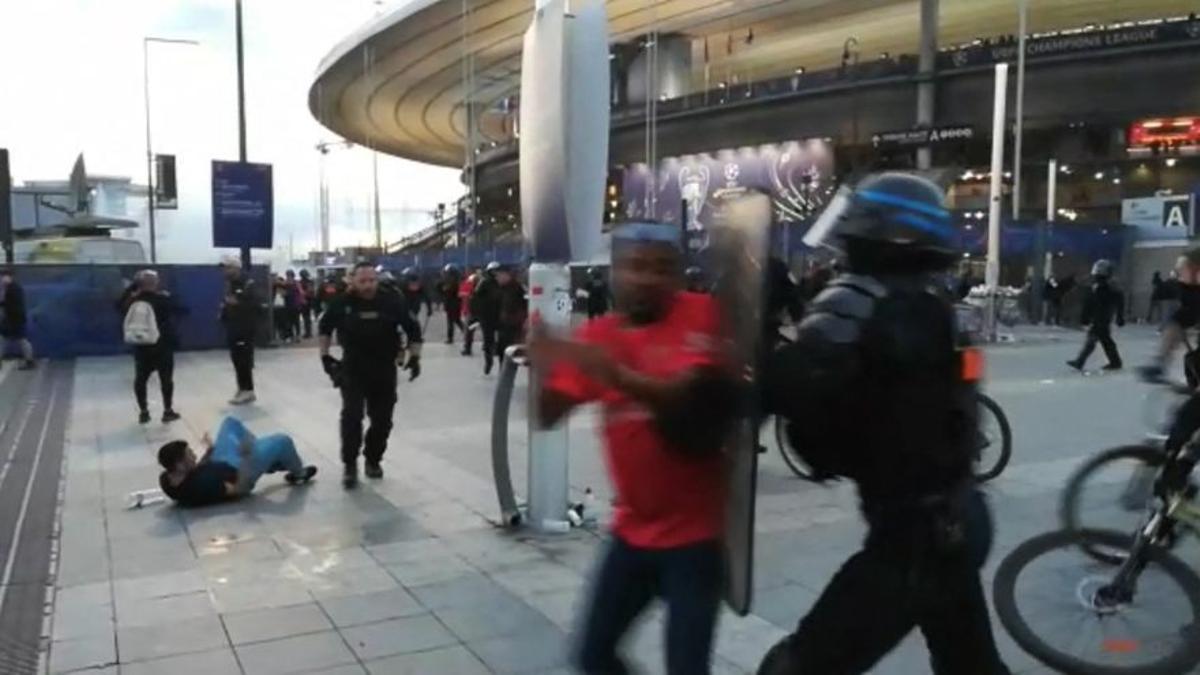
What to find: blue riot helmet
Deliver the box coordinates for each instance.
[401,266,419,282]
[485,261,501,274]
[1091,259,1113,279]
[805,172,957,270]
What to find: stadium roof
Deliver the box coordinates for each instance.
[310,0,1196,167]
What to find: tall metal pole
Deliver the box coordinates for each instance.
[1011,0,1028,219]
[372,152,382,251]
[0,149,12,265]
[1046,158,1057,277]
[235,0,251,271]
[916,0,938,170]
[985,63,1009,342]
[143,38,158,263]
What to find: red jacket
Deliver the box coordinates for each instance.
[458,277,476,320]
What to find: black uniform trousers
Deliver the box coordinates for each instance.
[758,519,1010,674]
[1075,323,1122,368]
[229,340,255,392]
[300,305,314,339]
[340,368,397,466]
[481,320,498,370]
[496,322,521,366]
[133,345,175,412]
[445,304,464,343]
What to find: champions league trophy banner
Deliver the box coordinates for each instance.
[623,138,836,236]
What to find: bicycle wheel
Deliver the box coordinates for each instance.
[1059,445,1166,565]
[993,529,1200,675]
[973,393,1012,482]
[774,416,817,481]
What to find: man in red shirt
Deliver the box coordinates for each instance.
[529,221,738,675]
[458,269,478,356]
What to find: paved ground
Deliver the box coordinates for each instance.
[15,320,1200,674]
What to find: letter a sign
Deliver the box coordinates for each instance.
[1162,196,1193,235]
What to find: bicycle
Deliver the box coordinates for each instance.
[993,380,1200,674]
[772,391,1011,483]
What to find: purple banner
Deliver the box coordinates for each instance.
[621,139,836,231]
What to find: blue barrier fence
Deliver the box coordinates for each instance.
[3,264,270,359]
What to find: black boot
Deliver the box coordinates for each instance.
[342,463,358,489]
[364,462,383,479]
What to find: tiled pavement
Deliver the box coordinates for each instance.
[38,327,1189,674]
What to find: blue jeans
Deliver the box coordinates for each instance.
[576,537,723,675]
[209,417,304,489]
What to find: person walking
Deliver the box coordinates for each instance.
[472,262,503,374]
[1043,276,1062,326]
[494,264,528,369]
[438,264,465,344]
[1148,271,1166,325]
[284,270,303,341]
[529,221,738,675]
[0,268,35,370]
[118,270,186,424]
[1067,259,1125,372]
[220,257,262,405]
[298,269,316,339]
[318,263,423,489]
[759,173,1010,674]
[459,268,478,356]
[583,267,612,320]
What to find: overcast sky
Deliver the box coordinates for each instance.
[0,0,463,265]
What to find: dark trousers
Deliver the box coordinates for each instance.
[1147,300,1163,324]
[300,306,313,338]
[133,345,174,412]
[576,537,722,675]
[496,323,521,365]
[1043,300,1061,326]
[481,321,498,370]
[340,369,397,465]
[229,341,255,392]
[757,529,1009,675]
[462,320,475,354]
[1075,324,1122,368]
[289,306,302,339]
[445,306,464,343]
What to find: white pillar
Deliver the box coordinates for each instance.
[526,262,572,531]
[1046,158,1057,277]
[985,63,1009,341]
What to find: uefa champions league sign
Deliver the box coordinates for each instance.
[622,138,836,232]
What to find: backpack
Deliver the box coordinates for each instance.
[123,300,160,346]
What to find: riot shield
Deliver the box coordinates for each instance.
[707,190,772,616]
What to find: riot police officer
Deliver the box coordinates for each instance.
[400,267,433,323]
[583,267,612,319]
[759,173,1010,674]
[438,264,465,344]
[1067,259,1125,372]
[318,263,423,489]
[471,261,503,374]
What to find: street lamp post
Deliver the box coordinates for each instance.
[841,38,861,157]
[235,0,251,271]
[143,36,198,264]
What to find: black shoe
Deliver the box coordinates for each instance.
[364,462,383,480]
[484,360,494,375]
[286,466,318,485]
[461,349,472,356]
[342,464,358,489]
[138,410,151,425]
[162,410,181,424]
[1103,363,1123,371]
[1066,360,1083,372]
[445,338,453,345]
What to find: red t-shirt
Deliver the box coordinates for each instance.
[546,292,727,549]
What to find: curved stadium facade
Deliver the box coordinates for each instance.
[311,0,1200,307]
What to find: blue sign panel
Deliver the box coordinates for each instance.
[212,160,273,249]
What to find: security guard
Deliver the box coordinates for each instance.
[1067,259,1125,372]
[759,173,1010,674]
[471,261,503,374]
[318,262,423,489]
[400,267,433,322]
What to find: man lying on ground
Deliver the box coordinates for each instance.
[158,416,317,507]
